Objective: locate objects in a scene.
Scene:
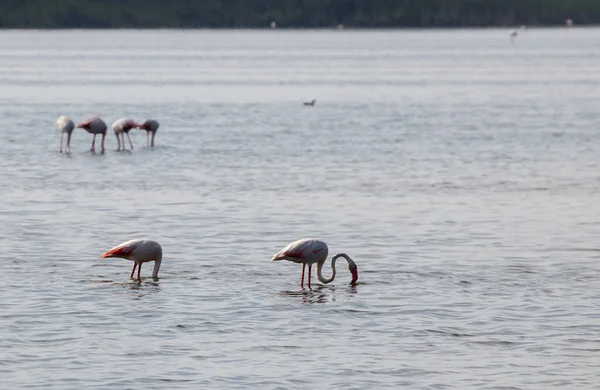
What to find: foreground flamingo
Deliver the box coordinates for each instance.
[136,119,159,147]
[112,118,138,151]
[55,116,74,154]
[77,117,107,153]
[272,238,358,288]
[99,239,162,279]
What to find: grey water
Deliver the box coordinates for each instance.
[1,27,600,389]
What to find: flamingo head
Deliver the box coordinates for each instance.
[334,253,358,284]
[349,262,358,284]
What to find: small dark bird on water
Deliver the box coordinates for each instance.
[303,99,316,106]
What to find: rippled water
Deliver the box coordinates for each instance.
[1,28,600,389]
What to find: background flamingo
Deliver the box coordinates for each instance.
[112,118,138,151]
[272,238,358,288]
[77,117,107,153]
[55,116,74,154]
[137,119,159,147]
[99,239,162,279]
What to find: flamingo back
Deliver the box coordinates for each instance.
[272,238,328,265]
[100,239,162,263]
[112,118,137,133]
[78,117,107,134]
[139,119,159,133]
[56,116,74,133]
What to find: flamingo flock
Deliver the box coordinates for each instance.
[55,116,159,153]
[100,237,358,287]
[57,115,359,288]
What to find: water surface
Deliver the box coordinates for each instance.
[1,28,600,389]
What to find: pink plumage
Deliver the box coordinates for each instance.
[112,118,138,151]
[76,117,107,153]
[100,239,163,279]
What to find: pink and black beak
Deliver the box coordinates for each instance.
[350,264,358,285]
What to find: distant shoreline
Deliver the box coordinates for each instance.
[0,25,593,31]
[1,0,594,30]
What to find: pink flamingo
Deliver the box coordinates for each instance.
[77,117,107,153]
[55,116,74,154]
[99,239,163,279]
[272,238,358,288]
[112,118,138,151]
[136,120,159,147]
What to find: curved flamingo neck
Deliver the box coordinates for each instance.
[317,256,337,284]
[317,253,357,284]
[152,259,162,278]
[151,248,163,278]
[66,132,72,152]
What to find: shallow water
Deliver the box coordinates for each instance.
[1,28,600,389]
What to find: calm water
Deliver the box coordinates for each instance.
[1,28,600,389]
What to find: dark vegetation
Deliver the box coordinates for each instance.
[0,0,597,28]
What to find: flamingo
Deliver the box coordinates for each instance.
[112,118,138,151]
[55,116,74,154]
[76,117,107,153]
[136,119,159,147]
[510,30,518,43]
[271,238,358,288]
[99,239,162,279]
[303,99,316,106]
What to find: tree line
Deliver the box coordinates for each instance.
[0,0,598,28]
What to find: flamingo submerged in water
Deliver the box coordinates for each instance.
[99,239,163,279]
[112,118,138,151]
[55,116,74,154]
[272,238,358,288]
[77,117,107,153]
[136,119,159,148]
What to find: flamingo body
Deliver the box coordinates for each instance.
[77,117,107,152]
[56,116,74,153]
[137,119,159,147]
[272,238,328,265]
[272,238,358,288]
[112,118,138,151]
[100,239,163,279]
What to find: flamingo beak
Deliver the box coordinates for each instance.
[350,267,358,284]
